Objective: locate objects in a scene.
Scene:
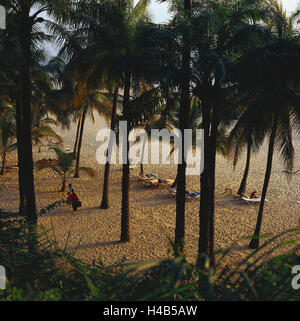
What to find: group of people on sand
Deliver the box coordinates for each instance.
[67,184,82,213]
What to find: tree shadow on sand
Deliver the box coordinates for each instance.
[65,240,120,252]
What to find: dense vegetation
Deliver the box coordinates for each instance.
[0,211,299,301]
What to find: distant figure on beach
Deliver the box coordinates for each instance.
[250,190,259,199]
[67,191,81,213]
[282,169,300,175]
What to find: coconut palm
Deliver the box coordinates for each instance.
[100,86,121,209]
[160,0,193,255]
[190,0,266,265]
[36,147,96,192]
[73,91,112,178]
[227,119,262,196]
[235,2,300,249]
[3,0,71,223]
[111,0,152,242]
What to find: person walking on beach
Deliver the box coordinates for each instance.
[67,191,81,213]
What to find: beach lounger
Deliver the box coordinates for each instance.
[145,174,157,179]
[241,197,268,205]
[167,187,176,198]
[0,165,18,169]
[167,188,200,200]
[185,191,200,201]
[143,179,158,188]
[161,179,175,187]
[143,178,175,189]
[137,173,158,184]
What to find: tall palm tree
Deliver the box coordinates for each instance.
[3,0,71,223]
[100,86,120,209]
[116,0,152,242]
[73,91,112,178]
[160,0,193,255]
[237,2,300,249]
[191,0,265,265]
[227,120,261,196]
[173,0,192,256]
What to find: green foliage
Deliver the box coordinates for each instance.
[0,212,299,301]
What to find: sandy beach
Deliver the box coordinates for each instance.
[0,115,299,268]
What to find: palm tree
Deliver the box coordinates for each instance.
[3,0,71,223]
[227,120,261,196]
[237,2,300,249]
[160,0,193,255]
[191,0,266,265]
[36,147,96,192]
[115,0,152,242]
[100,86,119,209]
[73,91,112,178]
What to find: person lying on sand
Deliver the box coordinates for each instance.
[282,169,300,175]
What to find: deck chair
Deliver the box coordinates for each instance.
[137,173,158,184]
[167,187,176,198]
[185,191,200,201]
[162,179,175,187]
[144,179,160,188]
[241,197,268,205]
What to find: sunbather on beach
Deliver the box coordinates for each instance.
[250,190,259,199]
[282,169,300,175]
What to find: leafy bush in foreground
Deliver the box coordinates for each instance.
[0,211,299,301]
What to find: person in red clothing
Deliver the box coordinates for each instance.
[67,192,80,213]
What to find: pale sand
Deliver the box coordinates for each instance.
[0,115,299,268]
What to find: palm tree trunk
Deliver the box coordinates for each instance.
[237,140,252,195]
[61,174,66,192]
[73,115,82,159]
[120,71,131,242]
[100,86,119,209]
[15,97,26,214]
[174,0,192,256]
[140,163,144,176]
[207,106,219,267]
[198,101,211,264]
[140,138,146,176]
[249,115,278,249]
[20,10,37,224]
[74,106,87,178]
